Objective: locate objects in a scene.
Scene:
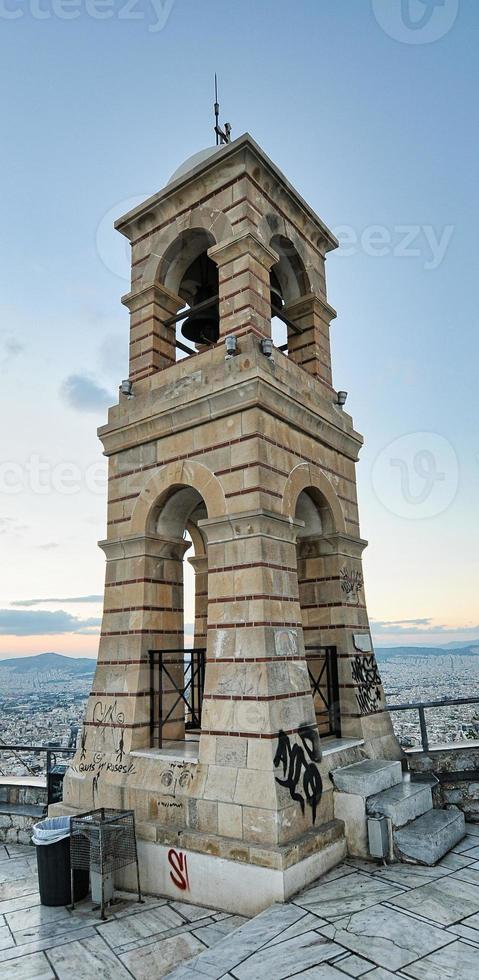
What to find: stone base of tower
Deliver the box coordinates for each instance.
[120,824,346,916]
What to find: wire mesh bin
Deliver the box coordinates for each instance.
[70,808,142,919]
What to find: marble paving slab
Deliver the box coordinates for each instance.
[0,925,97,964]
[0,875,39,904]
[449,865,479,885]
[274,966,346,979]
[402,938,479,978]
[47,934,133,980]
[0,950,55,980]
[464,822,479,836]
[0,859,33,883]
[232,931,343,979]
[319,906,452,970]
[293,872,406,919]
[335,952,378,976]
[450,836,479,854]
[388,875,479,925]
[446,920,479,944]
[192,915,247,948]
[97,903,185,948]
[165,904,313,979]
[120,932,206,979]
[0,924,14,951]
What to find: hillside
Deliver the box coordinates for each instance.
[0,652,96,675]
[376,643,479,660]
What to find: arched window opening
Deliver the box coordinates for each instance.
[295,489,341,738]
[149,487,209,750]
[269,234,310,358]
[159,229,219,361]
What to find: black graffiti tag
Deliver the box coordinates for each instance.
[351,654,382,715]
[274,727,323,824]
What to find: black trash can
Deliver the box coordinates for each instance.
[33,817,89,907]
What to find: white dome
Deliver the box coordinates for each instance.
[168,146,223,184]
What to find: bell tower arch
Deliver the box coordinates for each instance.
[59,135,400,914]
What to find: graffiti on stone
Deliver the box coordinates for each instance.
[351,653,382,715]
[80,728,87,762]
[274,629,298,658]
[340,567,364,605]
[160,764,194,796]
[168,848,190,891]
[273,726,323,823]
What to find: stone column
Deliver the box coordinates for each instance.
[122,283,183,381]
[188,555,208,650]
[283,294,336,388]
[300,530,397,753]
[194,511,333,848]
[209,233,279,342]
[72,533,190,760]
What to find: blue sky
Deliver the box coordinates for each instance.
[0,0,477,657]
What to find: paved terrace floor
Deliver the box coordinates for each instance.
[1,826,479,979]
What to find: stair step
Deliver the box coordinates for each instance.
[0,802,45,818]
[331,759,402,798]
[394,807,466,865]
[367,780,433,828]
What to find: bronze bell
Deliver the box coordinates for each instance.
[181,286,219,346]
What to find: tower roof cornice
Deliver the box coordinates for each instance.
[115,132,338,254]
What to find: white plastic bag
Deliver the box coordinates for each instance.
[32,816,70,846]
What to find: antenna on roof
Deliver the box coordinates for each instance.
[214,74,231,145]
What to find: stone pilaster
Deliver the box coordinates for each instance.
[209,233,279,341]
[122,283,183,381]
[283,294,336,388]
[193,511,333,847]
[299,530,396,752]
[188,555,208,649]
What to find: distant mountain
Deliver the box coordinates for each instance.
[376,643,479,660]
[0,652,96,675]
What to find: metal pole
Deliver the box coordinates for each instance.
[418,706,429,751]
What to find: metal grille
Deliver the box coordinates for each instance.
[306,645,340,737]
[149,648,206,748]
[70,808,142,919]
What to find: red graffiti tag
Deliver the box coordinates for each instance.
[168,848,189,891]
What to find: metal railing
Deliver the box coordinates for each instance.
[149,648,206,748]
[0,744,76,805]
[387,696,479,751]
[306,645,340,738]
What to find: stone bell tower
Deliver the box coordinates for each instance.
[60,134,400,913]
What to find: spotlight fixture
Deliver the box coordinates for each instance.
[224,335,238,358]
[261,337,273,358]
[337,390,348,407]
[120,379,134,397]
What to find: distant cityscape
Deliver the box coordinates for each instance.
[0,647,478,777]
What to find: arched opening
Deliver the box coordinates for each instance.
[149,485,209,750]
[269,234,310,357]
[159,229,219,358]
[295,488,341,738]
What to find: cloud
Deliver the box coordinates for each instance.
[11,595,103,607]
[371,618,479,637]
[60,374,112,413]
[36,543,60,551]
[1,334,24,369]
[0,609,101,636]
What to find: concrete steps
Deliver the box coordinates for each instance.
[394,807,466,865]
[331,759,402,797]
[331,757,466,866]
[367,779,432,828]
